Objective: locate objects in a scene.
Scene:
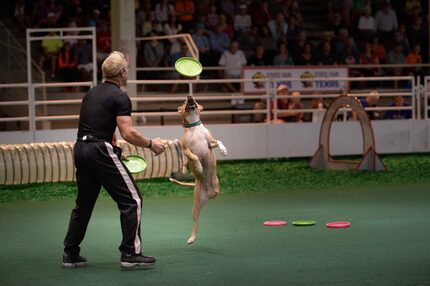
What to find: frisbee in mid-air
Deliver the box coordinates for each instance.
[292,220,316,226]
[122,155,147,174]
[174,57,203,77]
[326,221,351,228]
[263,220,288,226]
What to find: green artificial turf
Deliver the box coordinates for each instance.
[1,154,430,203]
[0,186,429,286]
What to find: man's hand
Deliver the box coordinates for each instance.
[150,138,165,155]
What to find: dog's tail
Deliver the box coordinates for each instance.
[169,177,195,187]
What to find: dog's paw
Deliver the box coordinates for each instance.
[187,236,195,244]
[220,147,228,156]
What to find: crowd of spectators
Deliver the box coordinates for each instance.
[13,0,429,86]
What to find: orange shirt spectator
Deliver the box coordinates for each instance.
[176,0,195,23]
[405,44,422,64]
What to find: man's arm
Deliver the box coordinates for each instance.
[117,115,164,154]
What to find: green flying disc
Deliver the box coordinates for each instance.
[174,57,203,77]
[292,220,316,226]
[122,155,147,174]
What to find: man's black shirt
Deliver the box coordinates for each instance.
[77,82,132,141]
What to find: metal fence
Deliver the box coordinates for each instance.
[0,75,420,134]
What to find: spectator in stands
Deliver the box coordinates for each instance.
[287,15,302,42]
[317,41,337,65]
[58,42,78,88]
[237,26,261,59]
[175,0,195,31]
[407,17,427,48]
[259,26,277,59]
[192,24,210,65]
[64,20,79,46]
[164,14,183,57]
[210,24,230,63]
[273,43,294,66]
[276,90,304,123]
[39,11,59,28]
[392,30,410,55]
[354,91,380,120]
[219,13,234,40]
[39,31,63,79]
[234,5,252,35]
[405,3,423,25]
[337,37,359,65]
[357,6,376,41]
[333,28,349,54]
[290,31,311,63]
[206,5,220,30]
[41,0,63,27]
[220,0,235,19]
[267,12,288,44]
[371,36,386,63]
[218,41,247,95]
[143,31,164,79]
[387,44,405,72]
[88,9,100,27]
[359,42,382,77]
[384,96,412,120]
[73,39,93,82]
[254,84,287,123]
[311,92,326,123]
[96,21,111,63]
[405,43,423,77]
[328,12,346,35]
[141,11,156,36]
[155,0,174,24]
[248,45,270,66]
[405,0,421,16]
[375,2,398,43]
[289,0,303,26]
[296,43,317,66]
[14,0,30,29]
[252,1,272,27]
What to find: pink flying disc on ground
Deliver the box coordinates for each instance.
[326,221,351,228]
[263,220,288,226]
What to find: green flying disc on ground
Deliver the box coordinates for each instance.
[292,220,316,226]
[174,57,203,77]
[122,155,147,174]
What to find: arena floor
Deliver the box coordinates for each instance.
[1,185,429,286]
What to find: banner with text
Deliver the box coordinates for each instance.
[242,66,349,94]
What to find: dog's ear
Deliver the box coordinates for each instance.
[197,104,204,112]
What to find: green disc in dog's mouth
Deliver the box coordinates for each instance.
[175,57,203,77]
[122,155,147,174]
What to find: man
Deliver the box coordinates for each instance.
[218,41,247,96]
[353,90,380,120]
[62,51,165,269]
[384,96,412,120]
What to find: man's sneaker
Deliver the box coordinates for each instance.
[120,253,156,269]
[62,253,87,268]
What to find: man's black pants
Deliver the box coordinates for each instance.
[64,141,143,256]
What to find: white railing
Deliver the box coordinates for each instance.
[425,76,430,120]
[26,27,97,86]
[0,75,421,137]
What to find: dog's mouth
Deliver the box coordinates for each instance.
[185,95,197,112]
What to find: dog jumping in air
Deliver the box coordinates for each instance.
[170,95,227,244]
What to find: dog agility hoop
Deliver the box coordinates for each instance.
[309,95,386,171]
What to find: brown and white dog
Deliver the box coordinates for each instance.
[170,95,227,244]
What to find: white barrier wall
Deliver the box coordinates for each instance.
[0,120,429,160]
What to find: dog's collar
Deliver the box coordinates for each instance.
[182,120,202,128]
